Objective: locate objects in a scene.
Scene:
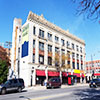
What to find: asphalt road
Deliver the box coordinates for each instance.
[1,85,100,100]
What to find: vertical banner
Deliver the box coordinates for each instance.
[22,24,29,57]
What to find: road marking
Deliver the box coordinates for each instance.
[27,92,72,100]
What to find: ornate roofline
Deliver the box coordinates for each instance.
[27,11,85,45]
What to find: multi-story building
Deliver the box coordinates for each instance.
[11,11,85,87]
[86,60,100,82]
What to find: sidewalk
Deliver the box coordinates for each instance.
[25,83,89,91]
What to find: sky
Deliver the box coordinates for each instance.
[0,0,100,61]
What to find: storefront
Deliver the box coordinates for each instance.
[48,71,60,79]
[36,70,46,85]
[62,72,68,84]
[73,69,81,83]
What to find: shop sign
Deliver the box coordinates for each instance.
[74,69,80,74]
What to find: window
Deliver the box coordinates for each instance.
[81,64,83,70]
[33,54,35,63]
[66,41,70,48]
[72,52,75,59]
[61,39,65,46]
[55,36,59,43]
[80,55,83,61]
[48,45,52,52]
[33,26,36,35]
[68,61,70,65]
[61,49,65,54]
[39,29,44,38]
[48,57,52,65]
[18,48,20,58]
[48,33,52,41]
[72,62,75,69]
[76,45,79,51]
[39,55,44,64]
[55,47,59,53]
[67,51,70,58]
[19,35,21,42]
[77,63,79,69]
[39,42,44,51]
[33,40,35,48]
[72,43,74,50]
[76,54,79,60]
[80,47,82,53]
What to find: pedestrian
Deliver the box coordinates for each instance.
[44,79,47,86]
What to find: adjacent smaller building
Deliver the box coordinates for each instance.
[86,60,100,82]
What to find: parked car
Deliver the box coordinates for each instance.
[0,78,25,94]
[46,77,61,89]
[89,78,100,88]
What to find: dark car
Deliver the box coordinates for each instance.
[46,77,61,89]
[0,78,25,94]
[89,78,100,88]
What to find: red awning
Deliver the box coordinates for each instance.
[62,72,68,77]
[94,73,100,76]
[36,70,45,76]
[48,71,60,76]
[73,73,80,77]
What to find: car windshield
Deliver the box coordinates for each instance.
[5,80,10,84]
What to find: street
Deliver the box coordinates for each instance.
[1,84,100,100]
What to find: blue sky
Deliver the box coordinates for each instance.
[0,0,100,61]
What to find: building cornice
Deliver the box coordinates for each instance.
[27,11,85,45]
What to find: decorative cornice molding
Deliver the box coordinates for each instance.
[27,11,85,45]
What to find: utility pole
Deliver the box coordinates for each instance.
[91,54,94,79]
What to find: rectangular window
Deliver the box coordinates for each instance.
[33,54,35,63]
[72,52,75,59]
[80,55,83,61]
[68,61,70,65]
[48,33,52,41]
[55,36,59,43]
[77,54,79,60]
[66,41,70,48]
[39,42,44,51]
[19,35,21,42]
[61,39,65,46]
[33,26,36,35]
[72,43,74,50]
[76,45,79,51]
[48,45,52,52]
[39,29,44,38]
[80,47,82,53]
[77,63,79,69]
[81,64,83,70]
[39,55,44,64]
[61,49,65,54]
[48,57,52,65]
[55,47,59,53]
[33,40,35,48]
[67,51,70,58]
[72,62,75,69]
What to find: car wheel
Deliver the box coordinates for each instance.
[1,88,6,95]
[18,87,22,92]
[59,85,61,88]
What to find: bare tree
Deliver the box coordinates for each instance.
[73,0,100,21]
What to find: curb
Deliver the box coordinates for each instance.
[25,83,88,91]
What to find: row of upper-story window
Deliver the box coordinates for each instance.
[86,62,100,67]
[33,40,83,61]
[33,26,84,53]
